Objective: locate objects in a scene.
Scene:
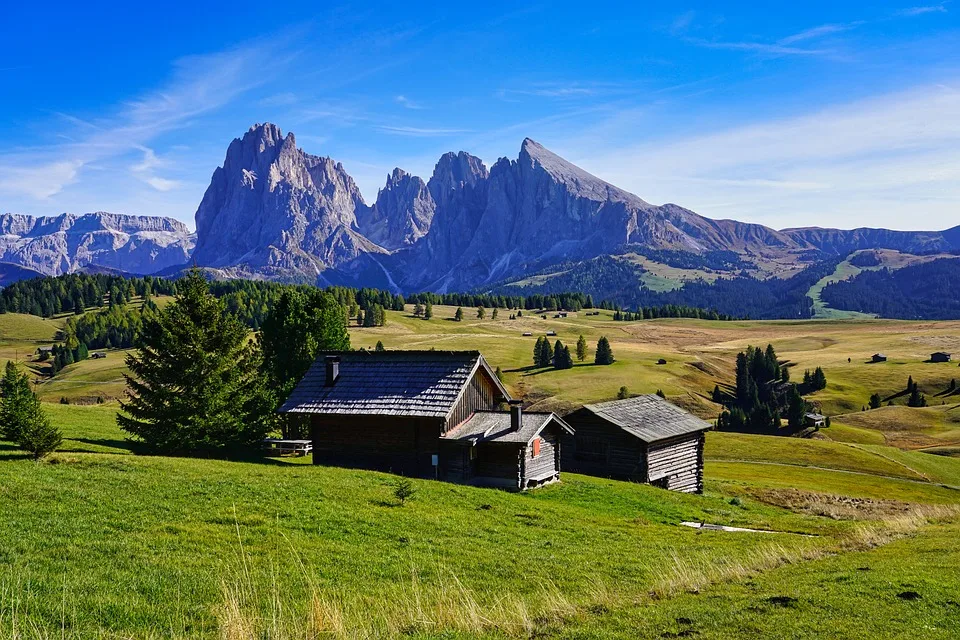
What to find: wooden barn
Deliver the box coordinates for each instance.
[279,351,511,478]
[440,401,573,490]
[931,352,952,363]
[872,353,888,363]
[562,395,712,493]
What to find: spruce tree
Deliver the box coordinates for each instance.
[576,335,587,362]
[118,271,271,455]
[869,393,882,410]
[539,338,554,368]
[0,361,34,442]
[17,406,62,461]
[477,306,485,319]
[455,307,464,321]
[424,302,433,320]
[533,336,545,367]
[595,337,614,365]
[491,308,498,320]
[553,340,563,366]
[375,340,385,352]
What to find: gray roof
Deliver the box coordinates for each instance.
[278,351,510,418]
[443,411,573,444]
[580,395,712,443]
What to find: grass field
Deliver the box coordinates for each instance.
[2,408,959,638]
[2,307,960,637]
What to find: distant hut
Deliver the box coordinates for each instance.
[804,412,827,428]
[440,401,573,490]
[931,352,952,363]
[562,395,712,493]
[872,353,887,363]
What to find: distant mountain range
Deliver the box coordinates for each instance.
[3,122,958,302]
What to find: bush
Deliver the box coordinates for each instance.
[18,411,62,461]
[617,386,629,400]
[393,478,416,506]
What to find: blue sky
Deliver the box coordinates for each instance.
[1,1,958,231]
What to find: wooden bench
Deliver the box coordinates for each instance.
[262,439,313,457]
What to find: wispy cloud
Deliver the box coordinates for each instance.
[576,83,960,229]
[377,125,472,137]
[0,34,296,204]
[779,22,860,45]
[897,4,949,16]
[0,161,83,199]
[394,95,424,110]
[686,38,829,56]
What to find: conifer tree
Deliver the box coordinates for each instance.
[595,336,614,365]
[576,335,587,362]
[491,308,498,320]
[454,307,464,321]
[533,336,545,367]
[424,302,433,320]
[375,340,385,352]
[477,306,485,319]
[17,405,62,461]
[0,361,33,442]
[118,271,271,455]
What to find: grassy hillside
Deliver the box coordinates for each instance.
[2,408,959,638]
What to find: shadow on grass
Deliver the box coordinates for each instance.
[370,499,401,508]
[62,437,141,454]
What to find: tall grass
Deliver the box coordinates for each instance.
[211,503,959,638]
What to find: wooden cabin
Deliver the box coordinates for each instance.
[804,412,827,428]
[562,395,712,493]
[279,351,511,478]
[872,353,887,363]
[931,352,952,363]
[440,401,573,490]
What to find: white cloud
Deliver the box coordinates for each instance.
[145,176,181,192]
[394,95,424,110]
[575,83,960,230]
[897,4,948,16]
[0,161,83,199]
[779,23,859,45]
[377,125,472,137]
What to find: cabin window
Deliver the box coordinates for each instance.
[469,446,477,460]
[532,437,541,458]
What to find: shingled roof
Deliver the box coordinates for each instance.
[443,411,573,444]
[278,351,510,418]
[581,395,711,443]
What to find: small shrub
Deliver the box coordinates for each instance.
[729,497,743,507]
[393,478,416,506]
[656,389,666,399]
[18,411,63,461]
[60,397,69,405]
[617,386,629,400]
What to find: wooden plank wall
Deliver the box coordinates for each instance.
[645,433,704,493]
[311,415,443,478]
[562,409,646,480]
[446,369,499,432]
[523,429,559,485]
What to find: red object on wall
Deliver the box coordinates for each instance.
[533,437,541,457]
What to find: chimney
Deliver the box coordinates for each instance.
[509,400,522,431]
[324,356,341,386]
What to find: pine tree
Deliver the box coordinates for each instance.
[553,340,563,366]
[424,302,433,320]
[908,386,927,408]
[576,335,587,362]
[491,308,498,320]
[375,340,385,352]
[539,338,554,368]
[0,361,34,442]
[118,271,271,455]
[455,307,464,322]
[477,306,485,319]
[907,376,915,393]
[413,302,423,318]
[595,337,614,365]
[786,386,806,429]
[533,336,545,367]
[495,366,504,382]
[17,405,62,461]
[869,393,882,410]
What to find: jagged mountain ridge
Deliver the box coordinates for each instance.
[186,123,960,292]
[0,212,193,277]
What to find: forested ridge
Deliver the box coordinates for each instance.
[820,258,960,319]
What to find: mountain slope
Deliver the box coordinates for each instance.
[0,212,193,277]
[191,123,385,281]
